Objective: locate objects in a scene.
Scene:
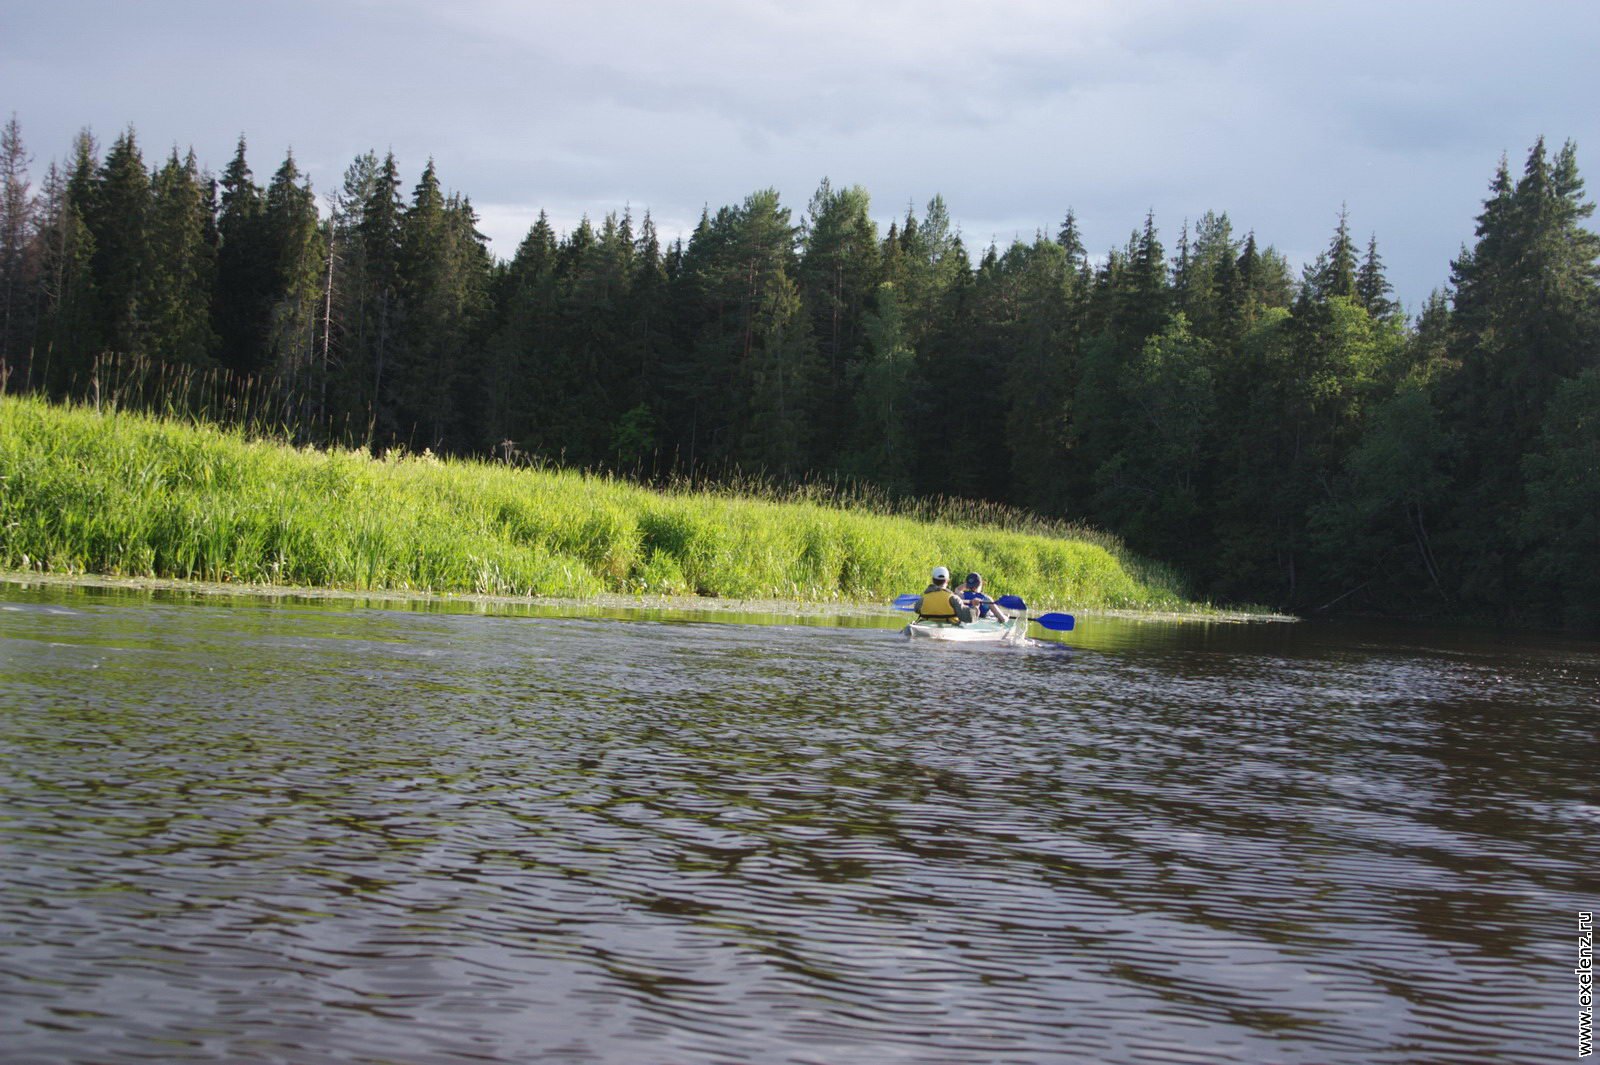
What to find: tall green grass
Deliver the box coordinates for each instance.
[0,393,1208,610]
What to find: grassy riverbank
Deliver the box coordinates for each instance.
[0,394,1226,612]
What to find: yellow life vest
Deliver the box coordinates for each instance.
[917,590,960,620]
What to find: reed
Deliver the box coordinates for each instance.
[0,393,1223,611]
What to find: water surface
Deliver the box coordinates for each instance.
[2,582,1595,1063]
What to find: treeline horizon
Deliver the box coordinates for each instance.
[0,117,1596,627]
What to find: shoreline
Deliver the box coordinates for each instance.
[0,570,1296,625]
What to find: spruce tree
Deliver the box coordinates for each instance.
[797,178,881,466]
[739,268,817,476]
[261,151,326,424]
[674,190,810,472]
[389,161,489,450]
[1355,234,1396,320]
[88,128,152,355]
[486,209,558,453]
[1305,206,1358,303]
[32,150,99,384]
[1055,208,1087,269]
[143,149,217,366]
[1002,236,1086,514]
[620,209,672,464]
[1520,368,1600,626]
[213,136,272,374]
[1440,138,1600,615]
[0,114,32,362]
[358,151,405,437]
[845,280,914,490]
[1089,314,1215,569]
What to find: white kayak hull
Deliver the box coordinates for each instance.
[903,615,1025,643]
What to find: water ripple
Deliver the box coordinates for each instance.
[2,589,1595,1063]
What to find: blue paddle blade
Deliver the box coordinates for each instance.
[893,593,921,611]
[1031,612,1076,631]
[995,595,1027,611]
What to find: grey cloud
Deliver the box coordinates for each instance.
[3,0,1597,310]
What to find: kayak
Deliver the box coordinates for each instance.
[892,593,1072,642]
[903,614,1027,643]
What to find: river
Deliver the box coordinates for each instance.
[1,581,1595,1064]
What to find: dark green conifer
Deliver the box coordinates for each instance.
[88,128,152,354]
[212,136,272,374]
[261,150,326,419]
[1355,234,1396,319]
[0,114,32,362]
[143,148,217,365]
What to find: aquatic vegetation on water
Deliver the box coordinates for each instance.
[0,394,1217,609]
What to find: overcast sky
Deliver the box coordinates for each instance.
[4,0,1598,312]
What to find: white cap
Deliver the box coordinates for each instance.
[931,566,950,581]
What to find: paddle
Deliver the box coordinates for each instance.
[896,592,1034,616]
[1030,612,1076,632]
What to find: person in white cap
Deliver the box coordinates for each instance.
[917,566,971,623]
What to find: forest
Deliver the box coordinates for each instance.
[0,117,1596,627]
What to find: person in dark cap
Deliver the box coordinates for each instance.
[960,572,1008,623]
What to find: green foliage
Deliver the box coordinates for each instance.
[1437,139,1600,614]
[1310,378,1454,606]
[1089,314,1214,568]
[87,129,152,355]
[1520,369,1600,626]
[5,116,1598,627]
[0,394,1196,612]
[0,114,32,363]
[262,151,325,406]
[845,281,915,490]
[799,179,881,447]
[213,136,272,375]
[143,150,217,365]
